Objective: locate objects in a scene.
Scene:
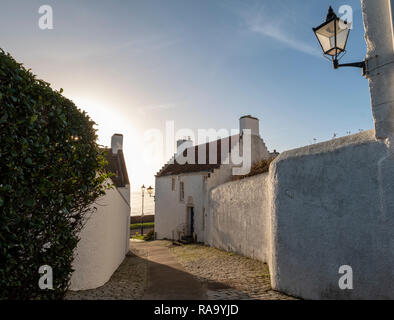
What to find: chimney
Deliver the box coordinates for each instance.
[176,137,193,155]
[111,134,123,154]
[239,115,260,136]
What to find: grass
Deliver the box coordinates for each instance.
[130,222,154,229]
[131,230,155,241]
[131,234,145,240]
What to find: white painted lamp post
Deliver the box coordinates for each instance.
[361,0,394,140]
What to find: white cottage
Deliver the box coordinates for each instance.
[70,134,131,291]
[154,115,271,243]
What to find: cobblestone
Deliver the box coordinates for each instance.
[66,240,295,300]
[65,249,147,300]
[170,244,295,300]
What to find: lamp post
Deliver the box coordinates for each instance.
[140,185,154,236]
[147,186,154,198]
[141,184,145,235]
[313,6,366,75]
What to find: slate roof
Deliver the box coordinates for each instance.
[156,136,236,177]
[102,148,130,187]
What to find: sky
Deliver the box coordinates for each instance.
[0,0,372,190]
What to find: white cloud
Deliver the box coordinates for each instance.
[34,35,181,62]
[239,4,321,58]
[248,19,320,57]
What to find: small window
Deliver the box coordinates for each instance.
[171,178,175,191]
[179,181,184,202]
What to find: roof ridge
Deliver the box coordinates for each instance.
[156,134,240,177]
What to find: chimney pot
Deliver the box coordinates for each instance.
[176,138,193,155]
[111,134,123,154]
[239,115,260,136]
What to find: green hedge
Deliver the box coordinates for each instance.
[130,222,154,229]
[0,50,111,299]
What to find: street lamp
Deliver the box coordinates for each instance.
[313,6,365,75]
[141,184,145,235]
[147,186,154,197]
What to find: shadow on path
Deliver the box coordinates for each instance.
[68,240,280,300]
[137,242,208,300]
[133,241,238,300]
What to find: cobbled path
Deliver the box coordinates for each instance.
[66,240,295,300]
[65,242,147,300]
[170,244,295,300]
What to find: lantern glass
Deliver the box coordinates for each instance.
[314,18,350,57]
[336,21,351,51]
[141,184,146,192]
[147,186,154,196]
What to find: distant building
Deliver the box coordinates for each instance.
[154,115,274,243]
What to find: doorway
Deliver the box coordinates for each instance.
[188,207,194,236]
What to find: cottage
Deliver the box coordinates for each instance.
[70,134,131,291]
[154,115,272,243]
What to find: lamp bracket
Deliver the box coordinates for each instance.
[333,58,366,76]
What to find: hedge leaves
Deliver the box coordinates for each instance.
[0,49,111,299]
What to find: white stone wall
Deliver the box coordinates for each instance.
[250,135,270,164]
[202,135,270,242]
[207,173,270,262]
[269,130,394,300]
[69,183,130,291]
[206,130,394,299]
[155,134,270,243]
[118,185,130,207]
[118,185,131,254]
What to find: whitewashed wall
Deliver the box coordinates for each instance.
[207,173,270,262]
[70,183,130,291]
[118,185,131,254]
[155,173,206,241]
[206,130,394,299]
[155,133,270,243]
[269,130,394,300]
[362,0,394,139]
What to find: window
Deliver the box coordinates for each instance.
[179,181,184,202]
[171,178,175,191]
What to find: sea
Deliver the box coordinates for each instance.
[131,191,155,216]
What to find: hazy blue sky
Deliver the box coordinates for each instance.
[1,0,371,189]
